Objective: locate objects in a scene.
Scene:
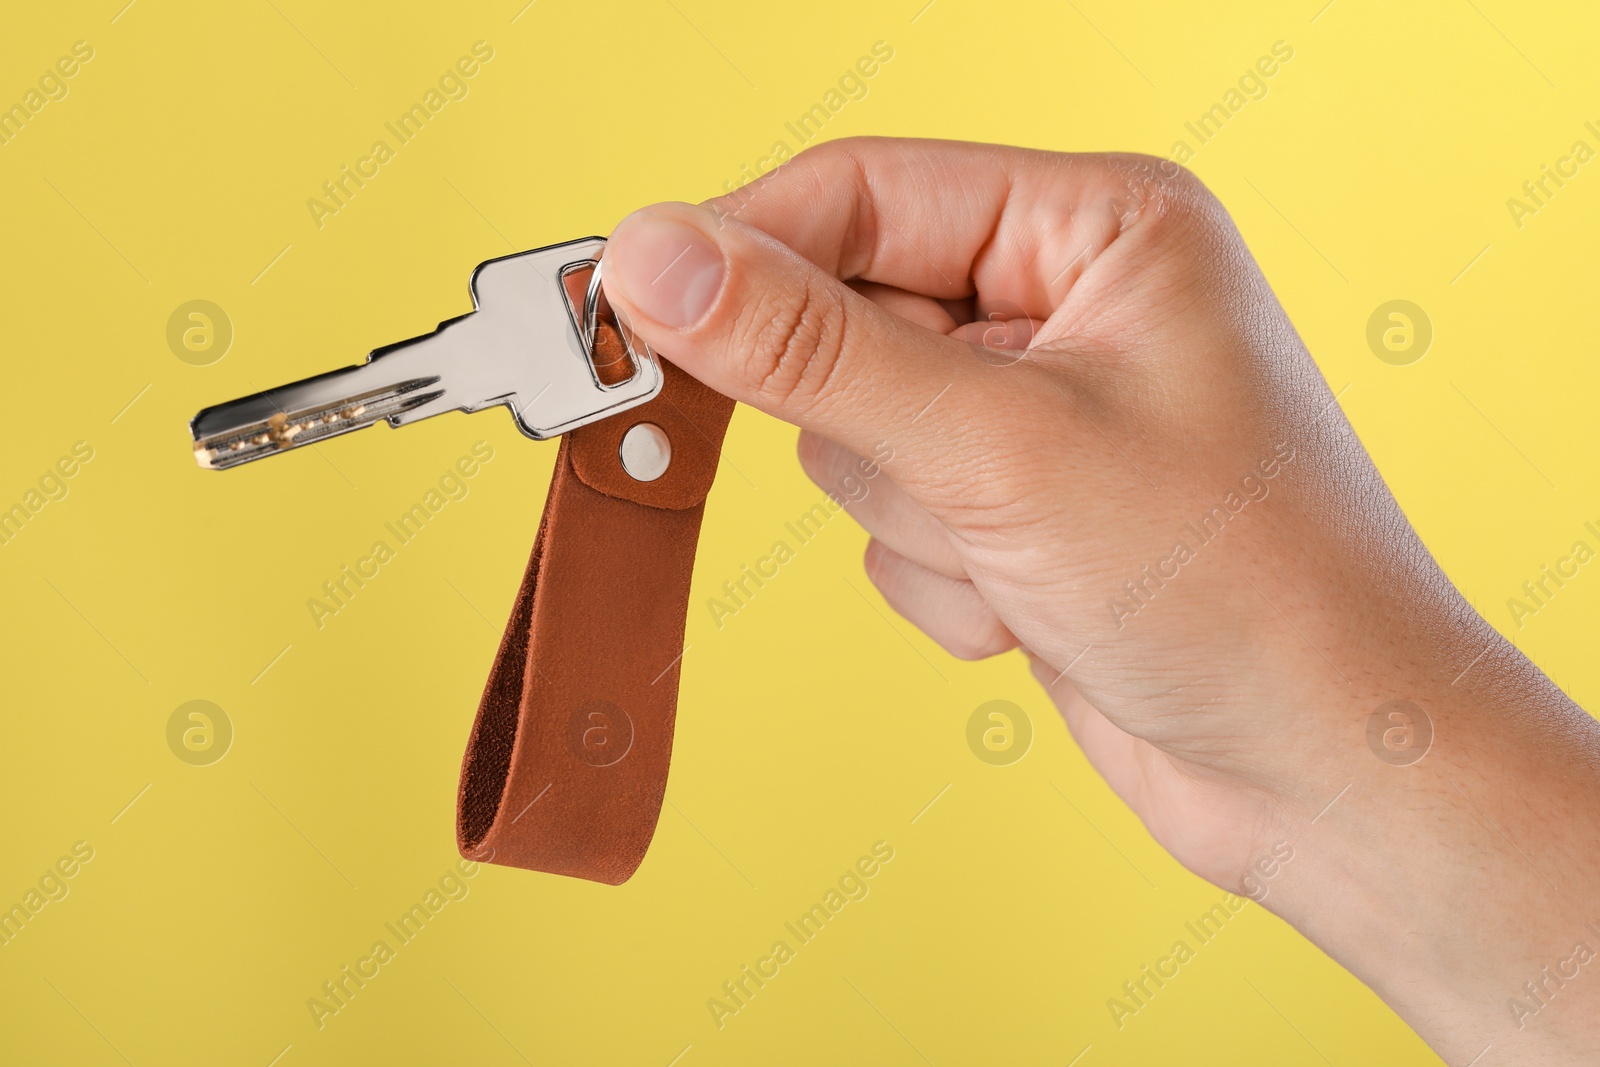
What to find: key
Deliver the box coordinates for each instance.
[189,237,662,470]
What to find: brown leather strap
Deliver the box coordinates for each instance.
[456,311,733,884]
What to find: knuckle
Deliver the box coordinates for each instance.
[739,275,850,410]
[790,136,856,172]
[861,540,1015,663]
[944,611,1016,662]
[791,136,878,180]
[1155,169,1224,227]
[1103,153,1222,231]
[795,431,827,479]
[795,431,850,492]
[861,538,894,582]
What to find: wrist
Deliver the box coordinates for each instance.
[1253,644,1600,1063]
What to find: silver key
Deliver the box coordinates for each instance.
[189,237,662,470]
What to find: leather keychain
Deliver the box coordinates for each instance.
[456,321,733,884]
[187,237,733,885]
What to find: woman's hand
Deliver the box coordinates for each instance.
[602,137,1600,1063]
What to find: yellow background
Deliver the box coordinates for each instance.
[2,1,1595,1063]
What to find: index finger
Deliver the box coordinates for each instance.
[705,136,1186,322]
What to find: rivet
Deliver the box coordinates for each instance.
[619,422,671,482]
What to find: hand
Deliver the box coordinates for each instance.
[602,138,1600,1063]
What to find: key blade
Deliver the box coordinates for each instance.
[188,238,665,470]
[189,309,492,470]
[190,363,444,470]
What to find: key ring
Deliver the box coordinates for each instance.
[581,257,608,357]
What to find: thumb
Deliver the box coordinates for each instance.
[601,201,991,463]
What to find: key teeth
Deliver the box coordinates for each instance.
[190,382,445,470]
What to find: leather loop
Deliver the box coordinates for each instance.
[456,356,734,884]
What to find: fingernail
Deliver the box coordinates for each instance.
[608,206,725,330]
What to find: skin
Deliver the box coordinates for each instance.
[601,137,1600,1063]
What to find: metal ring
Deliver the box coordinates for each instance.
[581,257,607,356]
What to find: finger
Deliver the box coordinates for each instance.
[846,280,960,334]
[797,431,967,580]
[849,279,1047,369]
[948,315,1047,351]
[705,136,1195,319]
[603,200,1003,479]
[863,540,1017,661]
[848,282,1050,370]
